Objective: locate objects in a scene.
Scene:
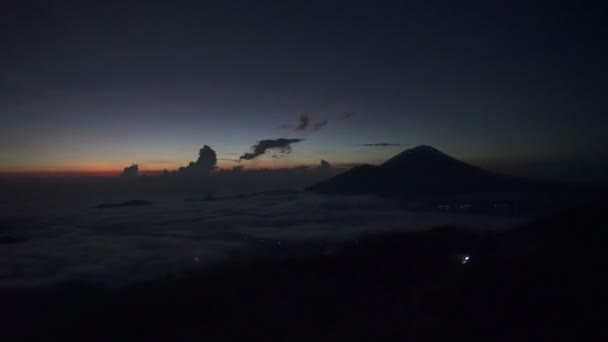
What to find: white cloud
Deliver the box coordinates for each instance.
[0,192,526,288]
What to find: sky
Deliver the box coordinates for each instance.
[1,1,607,177]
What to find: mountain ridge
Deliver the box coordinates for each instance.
[308,145,539,197]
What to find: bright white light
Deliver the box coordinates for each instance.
[462,255,470,264]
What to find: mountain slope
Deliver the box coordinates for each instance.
[309,145,536,197]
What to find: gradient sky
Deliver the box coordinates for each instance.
[2,1,607,177]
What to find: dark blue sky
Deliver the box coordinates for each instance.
[1,1,607,177]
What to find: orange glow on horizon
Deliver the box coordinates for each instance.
[0,159,334,177]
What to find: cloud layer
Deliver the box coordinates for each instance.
[0,190,527,288]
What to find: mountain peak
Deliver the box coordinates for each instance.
[309,145,519,197]
[381,145,452,168]
[409,145,440,152]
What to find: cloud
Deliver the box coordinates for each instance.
[338,112,355,120]
[296,114,310,131]
[0,191,527,287]
[358,143,408,147]
[176,145,218,175]
[284,114,328,132]
[317,160,332,174]
[311,120,328,131]
[120,164,139,178]
[239,138,304,161]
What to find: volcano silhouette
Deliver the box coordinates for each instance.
[309,145,535,197]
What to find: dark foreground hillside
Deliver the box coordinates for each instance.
[2,202,607,341]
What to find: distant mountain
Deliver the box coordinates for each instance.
[309,145,543,197]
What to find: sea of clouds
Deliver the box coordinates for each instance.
[0,191,527,288]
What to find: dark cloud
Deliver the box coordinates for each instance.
[239,138,304,161]
[198,146,218,170]
[311,120,328,131]
[120,164,139,178]
[338,112,355,120]
[284,114,328,132]
[318,160,332,174]
[358,143,408,147]
[177,145,218,175]
[296,114,309,131]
